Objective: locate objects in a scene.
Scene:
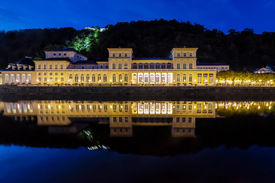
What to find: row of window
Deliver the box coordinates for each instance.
[68,74,128,83]
[5,74,32,83]
[111,53,128,58]
[79,65,108,69]
[176,52,193,57]
[6,103,33,113]
[176,63,193,69]
[175,73,214,83]
[38,77,64,82]
[37,64,64,70]
[113,117,129,122]
[176,117,193,123]
[132,63,174,69]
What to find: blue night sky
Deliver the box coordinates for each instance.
[0,0,275,33]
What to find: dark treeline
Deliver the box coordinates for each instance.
[1,19,275,70]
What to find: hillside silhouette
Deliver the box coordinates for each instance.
[1,19,275,70]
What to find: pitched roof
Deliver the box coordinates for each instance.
[133,57,172,60]
[50,48,78,52]
[35,58,72,62]
[197,63,229,66]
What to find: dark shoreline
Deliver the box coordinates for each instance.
[0,85,275,101]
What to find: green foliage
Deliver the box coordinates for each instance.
[217,70,275,85]
[1,20,275,70]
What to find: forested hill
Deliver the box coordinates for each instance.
[1,19,275,70]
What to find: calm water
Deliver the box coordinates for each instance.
[1,100,275,183]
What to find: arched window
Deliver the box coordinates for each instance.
[138,63,143,69]
[75,74,78,82]
[28,74,32,83]
[92,74,95,82]
[156,63,160,69]
[22,74,26,83]
[144,63,148,69]
[81,74,84,82]
[161,63,166,69]
[183,74,186,82]
[113,74,116,83]
[44,65,46,69]
[86,74,90,82]
[98,74,101,82]
[150,62,154,69]
[133,63,137,69]
[5,74,9,83]
[177,74,180,82]
[167,63,172,69]
[103,74,107,82]
[49,65,52,69]
[119,74,122,82]
[11,74,15,83]
[16,74,20,83]
[189,74,192,82]
[124,74,128,82]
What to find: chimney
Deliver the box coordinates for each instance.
[184,46,186,48]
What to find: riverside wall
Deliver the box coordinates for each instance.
[0,85,275,101]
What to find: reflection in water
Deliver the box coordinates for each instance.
[1,100,216,138]
[1,100,275,155]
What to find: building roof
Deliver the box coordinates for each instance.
[34,58,72,62]
[107,48,133,52]
[132,57,172,61]
[17,58,35,67]
[49,48,78,52]
[171,48,198,52]
[197,63,229,66]
[73,60,98,65]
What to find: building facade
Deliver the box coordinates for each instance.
[1,47,216,86]
[196,63,229,73]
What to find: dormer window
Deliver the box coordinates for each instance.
[177,53,180,57]
[119,53,121,57]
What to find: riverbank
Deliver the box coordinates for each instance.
[0,85,275,101]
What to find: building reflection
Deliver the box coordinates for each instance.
[1,100,216,137]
